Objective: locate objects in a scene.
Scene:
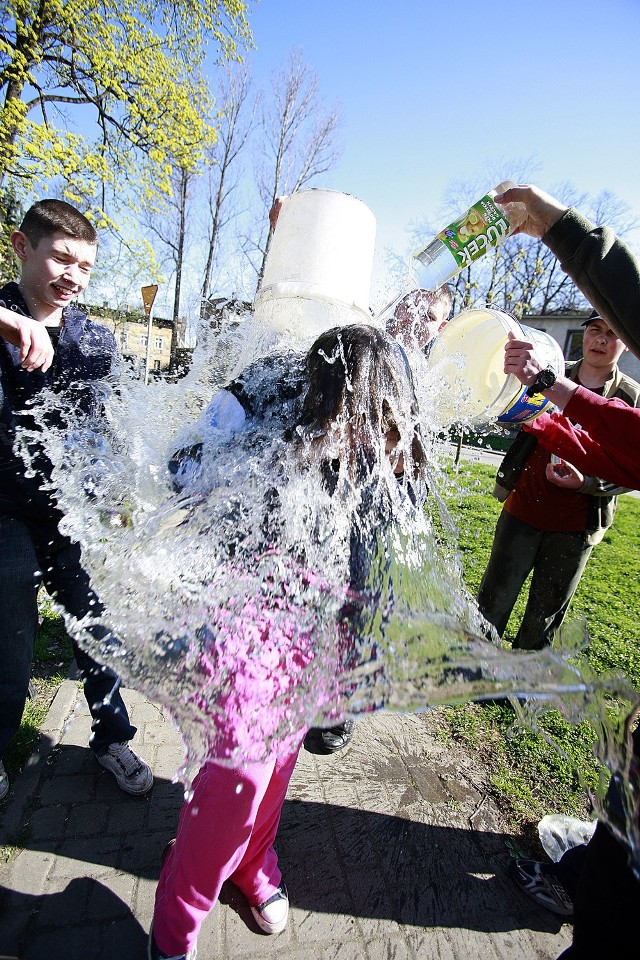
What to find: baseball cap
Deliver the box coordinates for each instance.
[581,309,602,328]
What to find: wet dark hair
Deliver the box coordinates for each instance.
[298,324,426,473]
[19,199,98,248]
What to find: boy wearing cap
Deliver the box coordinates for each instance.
[477,310,640,650]
[0,199,153,800]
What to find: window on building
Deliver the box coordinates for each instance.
[154,336,163,350]
[140,335,148,347]
[119,332,128,348]
[564,329,584,361]
[153,360,161,372]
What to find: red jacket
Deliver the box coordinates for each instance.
[525,385,640,489]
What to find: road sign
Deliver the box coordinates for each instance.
[141,284,158,318]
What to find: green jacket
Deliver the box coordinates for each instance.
[494,360,640,545]
[544,208,640,358]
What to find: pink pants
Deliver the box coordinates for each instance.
[152,749,299,955]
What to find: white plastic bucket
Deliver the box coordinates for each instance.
[425,308,565,428]
[253,188,376,342]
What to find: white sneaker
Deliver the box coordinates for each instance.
[0,759,9,801]
[251,884,289,934]
[96,742,153,795]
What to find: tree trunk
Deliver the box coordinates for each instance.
[201,173,224,302]
[170,169,188,373]
[0,81,28,190]
[0,6,52,188]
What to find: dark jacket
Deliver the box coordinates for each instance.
[0,282,118,520]
[493,360,640,545]
[544,208,640,359]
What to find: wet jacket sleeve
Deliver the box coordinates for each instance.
[544,209,640,359]
[168,389,247,489]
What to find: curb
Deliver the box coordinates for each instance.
[0,679,79,846]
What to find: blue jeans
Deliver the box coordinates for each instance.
[0,512,136,758]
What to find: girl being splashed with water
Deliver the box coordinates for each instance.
[148,323,427,960]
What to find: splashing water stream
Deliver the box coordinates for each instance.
[21,310,640,873]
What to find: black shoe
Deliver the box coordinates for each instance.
[318,719,355,753]
[148,923,197,960]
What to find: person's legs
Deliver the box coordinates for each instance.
[556,821,639,959]
[477,511,541,637]
[553,841,588,902]
[231,750,298,904]
[0,514,41,760]
[37,528,137,753]
[513,531,592,650]
[153,751,298,955]
[33,525,152,794]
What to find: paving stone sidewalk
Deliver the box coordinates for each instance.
[0,681,572,960]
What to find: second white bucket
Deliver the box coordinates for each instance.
[253,188,376,342]
[425,308,565,428]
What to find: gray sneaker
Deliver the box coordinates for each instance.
[509,858,573,917]
[0,759,9,801]
[96,741,153,795]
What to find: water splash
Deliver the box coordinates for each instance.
[19,311,640,872]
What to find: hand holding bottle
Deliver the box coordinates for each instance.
[494,184,569,240]
[412,180,526,290]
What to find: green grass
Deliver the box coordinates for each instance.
[435,460,640,827]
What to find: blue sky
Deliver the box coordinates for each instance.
[240,0,640,276]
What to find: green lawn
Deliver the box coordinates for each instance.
[436,459,640,825]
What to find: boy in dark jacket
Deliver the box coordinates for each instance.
[0,200,152,800]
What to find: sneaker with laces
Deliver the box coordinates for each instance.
[509,858,574,917]
[0,759,9,801]
[251,884,289,934]
[96,741,153,795]
[148,924,196,960]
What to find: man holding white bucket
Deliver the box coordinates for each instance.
[477,309,640,650]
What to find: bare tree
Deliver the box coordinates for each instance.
[410,170,638,319]
[493,185,638,318]
[247,48,341,289]
[201,64,256,304]
[142,163,198,372]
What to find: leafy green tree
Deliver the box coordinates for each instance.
[0,0,252,228]
[0,186,22,278]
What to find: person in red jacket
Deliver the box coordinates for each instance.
[477,312,639,652]
[491,184,640,958]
